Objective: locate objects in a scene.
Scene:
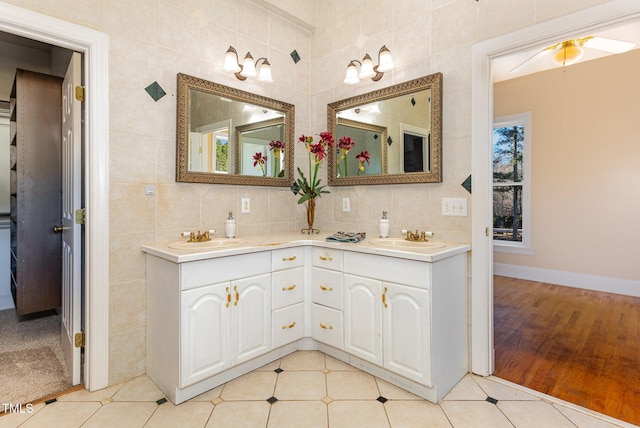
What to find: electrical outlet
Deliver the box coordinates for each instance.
[144,185,156,195]
[342,197,350,212]
[442,197,468,216]
[241,198,250,213]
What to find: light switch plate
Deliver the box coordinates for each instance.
[442,197,468,216]
[241,198,250,213]
[342,197,350,212]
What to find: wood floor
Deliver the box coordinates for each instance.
[493,276,640,426]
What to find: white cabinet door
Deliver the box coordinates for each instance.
[181,282,231,387]
[344,274,382,366]
[383,282,431,385]
[232,273,272,365]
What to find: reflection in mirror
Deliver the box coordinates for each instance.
[235,118,285,177]
[177,73,294,186]
[328,73,442,185]
[335,118,387,177]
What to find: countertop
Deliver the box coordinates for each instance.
[141,232,471,264]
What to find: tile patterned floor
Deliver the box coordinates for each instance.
[0,351,633,428]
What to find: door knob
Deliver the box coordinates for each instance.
[53,225,68,233]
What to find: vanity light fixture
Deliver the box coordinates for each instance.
[223,46,273,82]
[344,45,394,85]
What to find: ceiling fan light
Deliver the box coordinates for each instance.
[553,42,583,66]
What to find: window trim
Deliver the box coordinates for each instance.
[492,112,533,254]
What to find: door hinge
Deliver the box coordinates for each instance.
[75,86,85,102]
[485,227,489,237]
[74,331,85,348]
[75,208,86,225]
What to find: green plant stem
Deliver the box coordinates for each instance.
[343,156,348,177]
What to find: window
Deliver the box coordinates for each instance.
[493,112,532,254]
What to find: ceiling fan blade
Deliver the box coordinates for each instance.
[582,36,635,53]
[509,46,556,74]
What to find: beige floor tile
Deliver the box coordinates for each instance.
[112,375,165,402]
[188,384,224,402]
[443,375,488,401]
[475,376,539,401]
[268,401,328,427]
[206,401,270,427]
[18,402,100,428]
[498,400,576,428]
[553,404,625,428]
[440,401,514,428]
[375,378,422,400]
[385,401,453,427]
[81,402,157,428]
[325,355,358,371]
[220,371,277,401]
[327,371,380,400]
[57,383,124,402]
[328,401,390,428]
[144,401,213,428]
[274,371,327,400]
[280,350,326,371]
[0,403,45,428]
[256,358,282,371]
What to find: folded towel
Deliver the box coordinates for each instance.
[326,231,366,243]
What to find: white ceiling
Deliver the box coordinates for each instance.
[492,18,640,82]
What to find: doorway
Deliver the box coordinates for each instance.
[0,33,79,403]
[0,3,110,393]
[471,0,640,420]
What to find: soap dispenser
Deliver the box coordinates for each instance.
[379,211,390,238]
[225,211,236,238]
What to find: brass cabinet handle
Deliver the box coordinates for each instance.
[319,323,333,330]
[226,287,231,308]
[234,285,239,306]
[382,286,388,308]
[53,225,68,233]
[319,285,333,292]
[282,322,296,329]
[281,256,297,261]
[319,256,333,261]
[282,284,296,291]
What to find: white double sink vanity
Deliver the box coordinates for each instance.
[141,234,470,405]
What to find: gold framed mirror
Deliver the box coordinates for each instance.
[327,73,442,186]
[176,73,294,186]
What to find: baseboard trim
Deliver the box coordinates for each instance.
[493,263,640,297]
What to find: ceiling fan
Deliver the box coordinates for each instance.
[509,36,635,74]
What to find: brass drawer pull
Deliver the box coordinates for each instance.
[319,323,333,330]
[234,285,239,306]
[282,284,296,291]
[282,322,296,329]
[319,285,333,292]
[382,286,388,308]
[319,256,333,261]
[282,256,297,261]
[226,287,231,308]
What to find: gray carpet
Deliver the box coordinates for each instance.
[0,309,72,403]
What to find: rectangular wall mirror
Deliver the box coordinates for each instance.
[176,73,294,186]
[328,73,442,185]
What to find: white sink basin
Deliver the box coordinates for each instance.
[168,238,247,250]
[368,238,446,249]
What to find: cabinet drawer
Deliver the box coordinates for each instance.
[181,252,270,290]
[311,268,342,310]
[311,247,342,271]
[272,247,305,271]
[312,304,343,350]
[272,303,304,349]
[343,251,430,289]
[272,267,304,310]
